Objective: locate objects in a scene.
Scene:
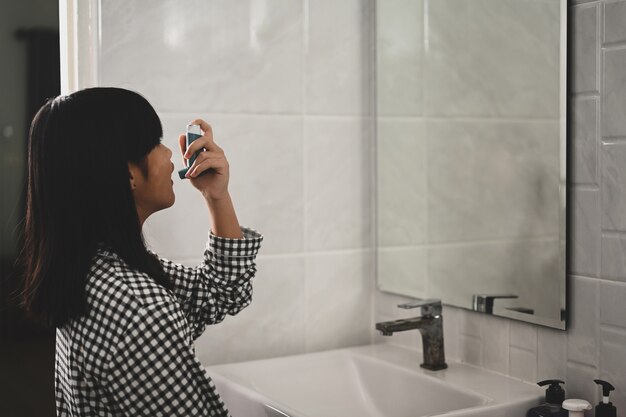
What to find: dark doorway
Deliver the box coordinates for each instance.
[0,1,60,416]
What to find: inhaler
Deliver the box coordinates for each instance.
[178,124,204,179]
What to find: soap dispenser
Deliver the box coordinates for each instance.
[594,379,617,417]
[527,379,568,417]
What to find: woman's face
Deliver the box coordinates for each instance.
[128,143,175,226]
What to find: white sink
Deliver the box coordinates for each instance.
[205,344,542,417]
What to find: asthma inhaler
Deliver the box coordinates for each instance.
[178,123,204,179]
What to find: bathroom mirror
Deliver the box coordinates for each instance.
[375,0,566,329]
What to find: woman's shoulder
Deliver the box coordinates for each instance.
[86,245,177,313]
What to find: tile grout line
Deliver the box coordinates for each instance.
[600,137,626,144]
[596,0,604,381]
[602,41,626,50]
[566,359,599,370]
[571,92,601,99]
[599,322,626,335]
[302,0,310,353]
[601,229,626,236]
[158,112,373,120]
[568,181,600,188]
[377,115,562,123]
[368,0,378,346]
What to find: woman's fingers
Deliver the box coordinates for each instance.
[185,150,227,176]
[178,134,187,165]
[190,119,212,136]
[187,155,228,178]
[183,120,222,159]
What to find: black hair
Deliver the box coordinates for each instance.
[17,87,173,329]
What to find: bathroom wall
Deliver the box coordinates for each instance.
[375,0,626,411]
[91,0,374,365]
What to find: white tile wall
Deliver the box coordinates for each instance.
[537,326,567,381]
[96,0,373,365]
[572,3,599,93]
[481,315,510,375]
[599,327,626,407]
[305,0,370,115]
[571,97,598,184]
[426,120,559,242]
[304,250,372,351]
[567,276,599,367]
[303,117,371,251]
[100,1,304,114]
[424,0,560,118]
[375,0,424,117]
[195,255,307,364]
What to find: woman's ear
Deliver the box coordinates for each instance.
[128,162,138,190]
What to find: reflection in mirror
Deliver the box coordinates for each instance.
[375,0,566,329]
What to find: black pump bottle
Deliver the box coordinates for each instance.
[594,379,617,417]
[527,379,568,417]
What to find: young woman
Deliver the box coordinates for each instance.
[17,87,263,416]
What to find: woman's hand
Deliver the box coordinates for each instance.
[178,119,230,201]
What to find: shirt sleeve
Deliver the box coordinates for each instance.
[147,226,263,340]
[103,302,230,417]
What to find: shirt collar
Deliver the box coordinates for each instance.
[95,242,121,260]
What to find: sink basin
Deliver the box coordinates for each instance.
[205,344,542,417]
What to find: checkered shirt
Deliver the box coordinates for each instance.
[55,226,263,416]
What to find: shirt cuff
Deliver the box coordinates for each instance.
[206,226,263,257]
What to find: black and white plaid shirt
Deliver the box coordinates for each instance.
[55,226,263,416]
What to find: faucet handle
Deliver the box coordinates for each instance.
[472,294,518,314]
[398,299,442,317]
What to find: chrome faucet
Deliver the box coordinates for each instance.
[472,294,518,314]
[375,299,447,371]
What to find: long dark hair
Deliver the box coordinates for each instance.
[17,87,173,329]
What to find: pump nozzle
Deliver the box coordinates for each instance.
[594,379,616,417]
[594,379,615,399]
[537,379,566,405]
